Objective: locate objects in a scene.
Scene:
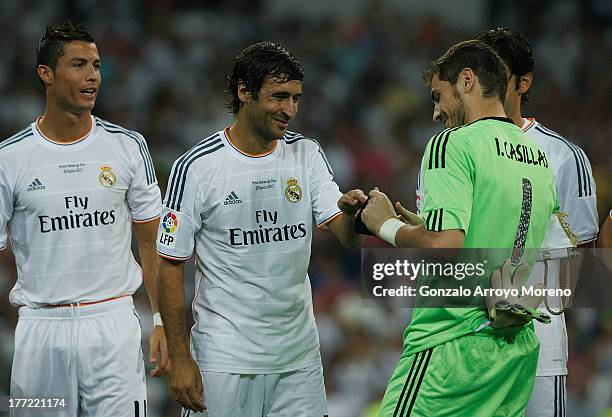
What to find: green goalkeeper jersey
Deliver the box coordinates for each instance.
[404,117,559,356]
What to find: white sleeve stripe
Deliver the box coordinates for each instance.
[157,250,191,261]
[132,215,160,224]
[95,119,157,185]
[167,136,224,211]
[317,210,342,227]
[534,126,592,197]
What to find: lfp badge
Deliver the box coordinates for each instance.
[162,212,178,233]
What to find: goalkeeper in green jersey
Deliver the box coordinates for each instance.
[360,40,559,416]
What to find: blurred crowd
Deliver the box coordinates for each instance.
[0,0,611,416]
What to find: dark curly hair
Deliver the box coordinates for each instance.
[423,39,508,103]
[476,28,534,104]
[226,42,304,115]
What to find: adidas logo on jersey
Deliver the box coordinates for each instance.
[224,191,242,205]
[27,178,46,192]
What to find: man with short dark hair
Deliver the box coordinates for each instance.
[477,27,599,417]
[157,41,365,416]
[0,21,167,417]
[361,40,559,416]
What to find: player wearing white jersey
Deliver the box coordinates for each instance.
[157,42,365,416]
[0,22,167,417]
[478,28,599,417]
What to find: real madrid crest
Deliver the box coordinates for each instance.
[98,166,116,188]
[284,177,302,203]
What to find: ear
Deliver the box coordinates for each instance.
[237,81,252,104]
[460,68,476,93]
[517,72,533,95]
[37,65,53,87]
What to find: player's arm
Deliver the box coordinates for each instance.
[327,189,367,249]
[158,256,205,412]
[310,142,364,248]
[133,218,168,377]
[0,165,13,251]
[361,189,464,248]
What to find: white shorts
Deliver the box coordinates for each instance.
[525,375,566,417]
[10,296,147,417]
[182,365,328,417]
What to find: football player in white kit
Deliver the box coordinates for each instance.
[477,28,599,417]
[157,42,365,416]
[0,21,168,416]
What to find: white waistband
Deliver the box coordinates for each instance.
[18,295,134,318]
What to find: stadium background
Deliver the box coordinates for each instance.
[0,0,610,416]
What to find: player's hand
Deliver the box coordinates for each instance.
[394,202,423,226]
[149,325,169,377]
[168,354,206,413]
[337,189,368,217]
[361,188,397,236]
[485,260,551,328]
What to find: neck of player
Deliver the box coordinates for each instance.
[465,98,507,125]
[228,118,276,155]
[38,107,92,143]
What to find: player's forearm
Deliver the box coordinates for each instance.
[141,250,160,313]
[395,226,464,249]
[134,220,161,312]
[158,258,191,357]
[334,213,364,249]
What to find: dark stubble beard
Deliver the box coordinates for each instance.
[448,86,466,128]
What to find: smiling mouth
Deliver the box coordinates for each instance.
[80,88,97,96]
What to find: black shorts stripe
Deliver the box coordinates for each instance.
[405,348,433,416]
[0,129,33,151]
[134,400,139,417]
[393,351,422,417]
[144,400,147,417]
[96,119,157,185]
[171,141,225,211]
[166,134,222,210]
[437,208,443,231]
[534,125,589,197]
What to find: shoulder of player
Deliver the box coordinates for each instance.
[282,130,324,151]
[0,124,36,155]
[171,131,226,172]
[93,117,149,148]
[527,120,587,160]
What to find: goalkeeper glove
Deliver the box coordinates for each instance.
[485,260,551,328]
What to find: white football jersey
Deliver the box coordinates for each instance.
[0,116,161,307]
[523,117,599,376]
[157,129,342,374]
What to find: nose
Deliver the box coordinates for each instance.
[280,99,297,120]
[86,64,99,83]
[432,103,441,122]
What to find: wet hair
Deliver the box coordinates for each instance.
[476,28,534,104]
[226,42,304,114]
[423,39,507,102]
[37,21,95,70]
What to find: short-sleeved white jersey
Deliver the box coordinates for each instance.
[0,116,161,307]
[157,129,342,374]
[523,117,599,376]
